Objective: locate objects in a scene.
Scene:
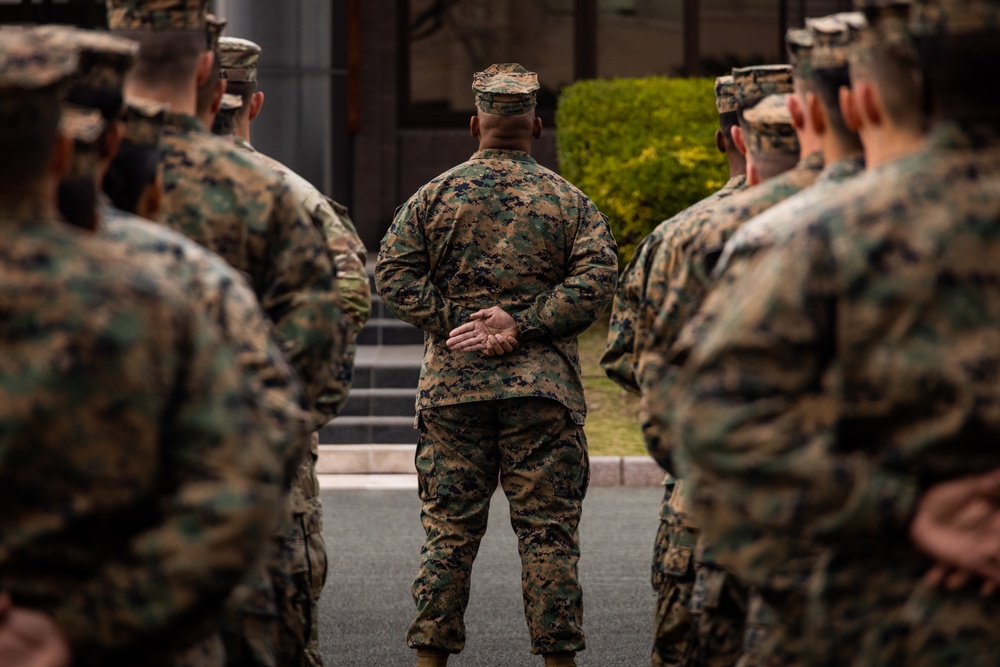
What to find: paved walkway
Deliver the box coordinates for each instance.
[318,486,662,666]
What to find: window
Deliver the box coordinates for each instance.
[401,0,782,127]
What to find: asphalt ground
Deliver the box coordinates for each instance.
[318,486,662,666]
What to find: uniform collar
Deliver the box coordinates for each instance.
[470,148,537,164]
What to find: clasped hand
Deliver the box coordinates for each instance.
[446,306,520,357]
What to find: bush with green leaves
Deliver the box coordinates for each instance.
[556,77,729,265]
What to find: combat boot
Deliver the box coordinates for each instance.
[415,649,450,666]
[543,651,577,666]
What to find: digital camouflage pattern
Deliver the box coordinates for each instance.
[105,0,208,30]
[99,202,314,667]
[600,175,746,667]
[731,65,794,108]
[786,28,816,79]
[672,121,1000,667]
[472,62,539,116]
[213,93,242,137]
[205,13,226,52]
[233,137,370,667]
[715,75,738,114]
[909,0,1000,34]
[638,150,825,667]
[742,94,799,155]
[377,148,618,415]
[123,96,166,149]
[0,210,283,667]
[219,36,260,82]
[157,111,345,427]
[408,398,589,655]
[34,25,137,109]
[601,175,748,394]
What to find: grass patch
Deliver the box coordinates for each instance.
[578,317,648,457]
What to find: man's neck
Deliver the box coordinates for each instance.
[124,79,197,117]
[822,134,863,166]
[235,121,251,145]
[726,152,747,179]
[863,125,925,169]
[0,184,58,220]
[477,139,531,154]
[796,127,823,161]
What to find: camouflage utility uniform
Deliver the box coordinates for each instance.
[674,118,1000,667]
[377,146,618,656]
[233,136,370,667]
[157,111,344,424]
[601,170,746,667]
[641,114,822,667]
[0,210,283,667]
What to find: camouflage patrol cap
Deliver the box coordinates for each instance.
[219,37,261,83]
[0,27,79,124]
[786,28,816,78]
[472,63,540,115]
[34,26,137,119]
[106,0,209,31]
[212,93,243,136]
[808,13,868,69]
[122,96,166,150]
[909,0,1000,35]
[715,76,738,113]
[731,64,794,109]
[61,104,105,179]
[206,13,226,52]
[743,94,800,154]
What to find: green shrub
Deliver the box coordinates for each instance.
[556,77,729,265]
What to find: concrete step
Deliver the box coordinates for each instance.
[351,345,422,389]
[340,387,416,418]
[319,415,416,445]
[316,444,415,474]
[356,318,424,346]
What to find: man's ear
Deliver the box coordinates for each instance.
[50,132,73,181]
[860,82,883,129]
[195,50,214,87]
[470,115,480,139]
[840,86,862,133]
[715,129,727,154]
[806,91,826,136]
[788,93,807,132]
[731,124,747,156]
[249,91,265,122]
[532,115,542,140]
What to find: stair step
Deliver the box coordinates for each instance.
[320,415,417,445]
[341,387,416,418]
[351,345,423,389]
[356,318,424,346]
[316,444,416,474]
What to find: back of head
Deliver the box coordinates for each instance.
[103,97,165,214]
[908,0,1000,124]
[805,13,866,150]
[106,0,209,93]
[0,28,78,199]
[715,75,740,150]
[195,13,227,118]
[743,94,801,180]
[850,1,924,134]
[218,36,262,122]
[472,63,540,148]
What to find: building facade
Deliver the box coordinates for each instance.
[2,0,852,250]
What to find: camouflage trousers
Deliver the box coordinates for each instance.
[222,434,327,667]
[683,555,747,667]
[652,478,697,667]
[408,397,589,655]
[736,592,804,667]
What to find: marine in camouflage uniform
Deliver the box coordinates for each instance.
[0,29,282,667]
[639,64,807,667]
[376,63,618,667]
[672,1,1000,665]
[107,0,346,428]
[47,28,316,667]
[600,75,746,667]
[216,35,372,667]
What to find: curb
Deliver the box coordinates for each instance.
[317,445,664,487]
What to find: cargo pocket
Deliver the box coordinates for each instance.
[414,411,437,501]
[553,410,589,500]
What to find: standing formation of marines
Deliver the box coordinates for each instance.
[605,0,1000,666]
[3,0,1000,665]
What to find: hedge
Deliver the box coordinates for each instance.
[556,77,729,265]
